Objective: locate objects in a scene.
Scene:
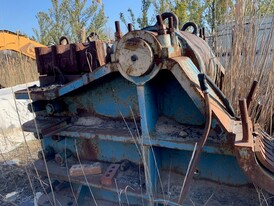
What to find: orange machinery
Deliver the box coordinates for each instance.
[0,30,45,59]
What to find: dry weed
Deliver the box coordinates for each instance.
[214,0,273,135]
[0,52,38,88]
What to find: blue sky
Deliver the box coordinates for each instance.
[0,0,149,38]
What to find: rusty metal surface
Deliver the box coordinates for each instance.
[56,44,78,73]
[100,164,120,185]
[235,143,274,194]
[117,38,154,77]
[54,125,133,140]
[35,46,57,75]
[239,99,253,142]
[115,21,122,40]
[255,131,274,173]
[115,30,162,60]
[77,139,99,161]
[234,101,274,194]
[76,41,107,71]
[234,121,274,194]
[35,40,109,76]
[114,30,163,85]
[179,31,225,82]
[235,98,274,194]
[22,117,70,136]
[15,64,116,100]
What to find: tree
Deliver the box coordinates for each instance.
[120,0,152,30]
[138,0,152,28]
[171,0,205,29]
[203,0,273,34]
[33,0,108,45]
[64,0,108,42]
[204,0,234,34]
[33,0,68,45]
[120,9,137,29]
[119,0,273,35]
[152,0,172,14]
[257,0,274,14]
[120,0,206,31]
[171,0,188,29]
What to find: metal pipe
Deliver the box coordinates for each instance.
[239,99,252,142]
[202,27,205,40]
[168,16,174,34]
[246,80,258,109]
[156,15,164,27]
[178,74,212,204]
[204,74,235,117]
[199,28,202,38]
[128,23,133,32]
[156,15,166,35]
[115,21,122,40]
[115,21,121,33]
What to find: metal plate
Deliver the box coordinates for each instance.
[117,38,154,77]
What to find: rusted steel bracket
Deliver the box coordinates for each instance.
[115,21,122,40]
[22,117,70,137]
[239,99,253,142]
[234,143,274,194]
[254,124,274,174]
[235,99,274,194]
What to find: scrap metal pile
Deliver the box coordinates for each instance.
[15,12,274,206]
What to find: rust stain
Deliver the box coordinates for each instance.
[78,139,98,161]
[124,38,142,50]
[234,122,274,194]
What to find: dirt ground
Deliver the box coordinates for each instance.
[0,139,273,206]
[0,140,43,206]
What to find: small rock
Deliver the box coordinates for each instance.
[5,191,19,202]
[3,159,20,166]
[179,131,187,137]
[34,192,43,206]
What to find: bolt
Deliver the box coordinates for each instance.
[131,55,138,62]
[46,104,54,115]
[156,15,164,27]
[156,14,166,35]
[115,21,122,40]
[128,23,133,32]
[168,16,175,34]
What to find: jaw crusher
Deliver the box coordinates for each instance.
[15,13,274,205]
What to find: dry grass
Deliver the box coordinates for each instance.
[214,1,273,135]
[0,140,42,206]
[0,52,38,88]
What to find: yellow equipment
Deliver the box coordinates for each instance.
[0,30,45,59]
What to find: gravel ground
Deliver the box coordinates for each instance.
[0,140,43,206]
